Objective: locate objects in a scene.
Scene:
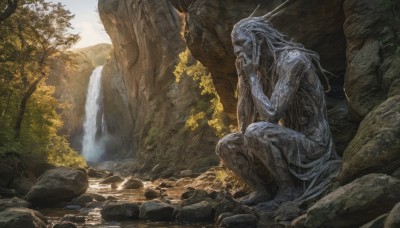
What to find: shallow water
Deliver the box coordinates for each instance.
[39,178,216,227]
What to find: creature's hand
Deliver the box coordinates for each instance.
[236,55,258,80]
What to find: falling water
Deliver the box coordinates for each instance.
[82,66,105,162]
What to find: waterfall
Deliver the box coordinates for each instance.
[82,66,105,162]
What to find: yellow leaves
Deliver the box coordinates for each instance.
[185,111,206,131]
[175,48,230,137]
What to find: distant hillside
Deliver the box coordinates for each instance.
[74,43,112,66]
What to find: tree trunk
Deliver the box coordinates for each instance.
[14,73,45,141]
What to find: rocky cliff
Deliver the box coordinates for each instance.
[167,0,400,226]
[98,0,218,174]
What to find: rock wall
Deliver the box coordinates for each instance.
[101,53,132,160]
[47,52,94,151]
[169,0,355,155]
[338,0,400,183]
[98,0,218,174]
[169,0,400,183]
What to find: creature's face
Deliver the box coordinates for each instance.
[232,29,253,64]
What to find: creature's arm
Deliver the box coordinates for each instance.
[248,51,310,122]
[237,76,254,133]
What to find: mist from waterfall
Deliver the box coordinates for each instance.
[82,66,106,162]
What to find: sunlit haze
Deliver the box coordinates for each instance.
[51,0,111,49]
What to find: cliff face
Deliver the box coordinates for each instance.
[169,0,400,184]
[47,52,94,151]
[98,0,218,173]
[170,0,346,123]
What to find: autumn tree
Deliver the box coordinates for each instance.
[0,0,84,167]
[0,0,79,140]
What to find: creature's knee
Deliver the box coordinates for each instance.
[245,122,277,140]
[215,133,243,158]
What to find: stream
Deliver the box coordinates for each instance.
[38,178,215,228]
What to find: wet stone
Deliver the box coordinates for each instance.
[175,201,214,223]
[220,214,258,228]
[139,200,175,221]
[101,202,140,221]
[144,188,160,199]
[100,175,124,184]
[120,177,144,189]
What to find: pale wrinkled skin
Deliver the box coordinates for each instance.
[216,17,341,211]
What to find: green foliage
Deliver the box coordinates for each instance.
[0,0,85,168]
[174,49,230,137]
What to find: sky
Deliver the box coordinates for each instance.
[51,0,111,49]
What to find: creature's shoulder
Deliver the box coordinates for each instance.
[278,49,311,72]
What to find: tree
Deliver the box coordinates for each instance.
[0,0,79,140]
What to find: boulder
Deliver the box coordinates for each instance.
[87,168,112,178]
[0,208,47,228]
[144,188,160,199]
[291,214,307,228]
[0,197,30,211]
[384,202,400,228]
[213,197,236,221]
[339,96,400,184]
[25,168,88,206]
[360,214,388,228]
[180,189,213,206]
[159,181,174,188]
[175,201,214,222]
[305,174,400,227]
[100,202,140,221]
[139,200,175,221]
[219,214,258,228]
[343,0,400,118]
[70,194,94,207]
[120,177,143,189]
[100,175,124,184]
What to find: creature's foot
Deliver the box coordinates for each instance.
[239,191,272,206]
[254,200,280,212]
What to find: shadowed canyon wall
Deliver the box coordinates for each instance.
[98,0,219,174]
[169,0,400,184]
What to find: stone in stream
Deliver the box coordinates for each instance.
[99,175,124,184]
[175,201,214,223]
[70,194,94,207]
[180,189,213,206]
[101,202,140,221]
[25,167,88,206]
[385,202,400,228]
[0,197,30,211]
[305,174,400,227]
[139,200,175,221]
[144,188,160,199]
[87,168,112,178]
[219,214,258,228]
[360,213,388,228]
[0,207,47,228]
[120,177,144,189]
